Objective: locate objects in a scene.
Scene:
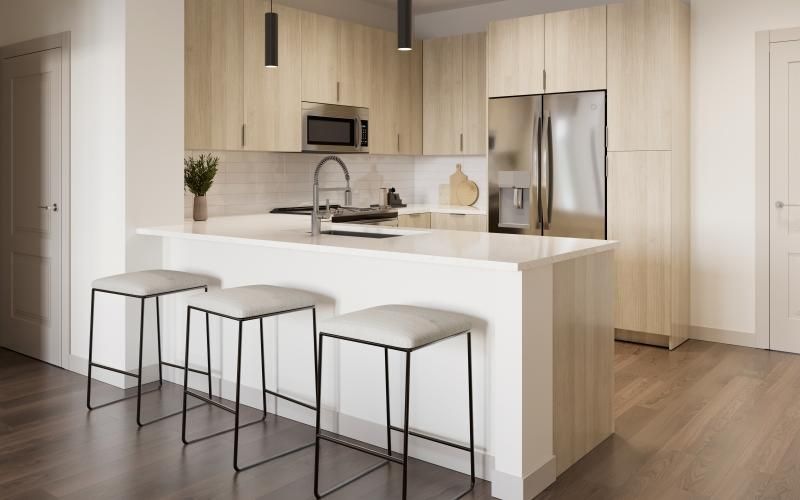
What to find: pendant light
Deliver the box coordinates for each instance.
[265,0,278,67]
[398,0,413,51]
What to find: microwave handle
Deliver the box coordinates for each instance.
[354,117,361,148]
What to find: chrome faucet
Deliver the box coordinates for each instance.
[312,156,352,235]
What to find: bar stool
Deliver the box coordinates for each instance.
[313,305,475,500]
[181,284,318,472]
[86,269,209,426]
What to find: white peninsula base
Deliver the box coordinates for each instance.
[138,214,617,499]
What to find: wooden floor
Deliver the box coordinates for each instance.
[0,348,488,500]
[4,341,800,499]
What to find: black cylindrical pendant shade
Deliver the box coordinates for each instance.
[397,0,413,51]
[265,11,278,67]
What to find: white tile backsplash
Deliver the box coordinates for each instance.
[184,151,487,218]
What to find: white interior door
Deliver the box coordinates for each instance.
[0,48,63,365]
[770,40,800,353]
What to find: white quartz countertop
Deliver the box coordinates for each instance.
[138,214,617,271]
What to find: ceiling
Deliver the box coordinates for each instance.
[363,0,505,15]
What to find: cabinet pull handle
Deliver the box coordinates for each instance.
[397,133,400,152]
[543,69,546,91]
[337,81,340,102]
[460,133,464,152]
[242,124,246,147]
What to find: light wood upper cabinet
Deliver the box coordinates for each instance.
[462,32,487,155]
[370,31,422,155]
[423,36,463,155]
[243,1,302,152]
[607,0,674,151]
[423,33,486,155]
[301,11,373,107]
[337,21,374,107]
[185,0,243,150]
[544,6,606,94]
[301,11,339,105]
[487,14,545,97]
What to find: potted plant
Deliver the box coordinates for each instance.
[184,154,219,221]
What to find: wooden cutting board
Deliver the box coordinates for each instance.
[449,164,468,204]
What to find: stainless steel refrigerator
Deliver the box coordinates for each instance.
[488,92,606,239]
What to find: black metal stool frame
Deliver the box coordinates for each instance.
[181,304,318,472]
[86,285,211,427]
[313,330,475,500]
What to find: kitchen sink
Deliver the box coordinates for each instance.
[320,230,402,239]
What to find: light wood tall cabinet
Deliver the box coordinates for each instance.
[185,0,244,150]
[369,32,422,155]
[243,1,302,151]
[301,11,373,108]
[607,0,690,350]
[422,33,487,156]
[487,6,606,98]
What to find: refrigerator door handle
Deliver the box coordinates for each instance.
[536,114,544,229]
[545,113,554,230]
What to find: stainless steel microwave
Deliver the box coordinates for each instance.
[302,102,369,153]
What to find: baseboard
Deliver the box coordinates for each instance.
[689,325,762,349]
[492,456,557,500]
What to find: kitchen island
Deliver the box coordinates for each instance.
[138,214,617,500]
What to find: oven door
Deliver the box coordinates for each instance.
[302,102,368,153]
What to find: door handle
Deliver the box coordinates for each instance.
[545,114,554,229]
[39,203,58,212]
[536,114,543,229]
[776,201,800,208]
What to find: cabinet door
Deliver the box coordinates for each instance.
[607,0,673,151]
[487,15,545,97]
[398,213,431,229]
[397,39,423,155]
[370,32,421,155]
[607,151,671,337]
[431,213,488,232]
[185,0,243,150]
[337,21,374,107]
[301,11,338,104]
[462,32,487,155]
[544,6,606,94]
[423,36,463,155]
[243,1,302,151]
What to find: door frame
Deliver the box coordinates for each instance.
[756,27,800,350]
[0,32,71,366]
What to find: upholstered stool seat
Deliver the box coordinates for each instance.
[314,305,475,499]
[188,285,316,319]
[92,270,208,297]
[320,305,471,350]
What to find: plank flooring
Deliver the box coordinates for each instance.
[5,341,800,499]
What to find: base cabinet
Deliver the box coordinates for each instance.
[431,213,487,232]
[398,213,431,229]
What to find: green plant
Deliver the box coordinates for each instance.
[184,154,219,196]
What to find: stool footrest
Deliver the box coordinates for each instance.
[87,384,161,410]
[161,361,209,376]
[389,425,471,453]
[235,441,316,472]
[318,432,403,464]
[185,390,236,414]
[91,362,138,379]
[264,388,315,411]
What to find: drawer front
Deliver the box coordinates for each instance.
[398,213,431,229]
[430,213,487,232]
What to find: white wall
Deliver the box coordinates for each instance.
[690,0,800,340]
[0,0,185,379]
[0,0,128,373]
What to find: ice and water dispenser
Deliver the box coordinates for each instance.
[497,170,532,230]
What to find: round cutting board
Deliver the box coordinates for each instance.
[456,180,479,206]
